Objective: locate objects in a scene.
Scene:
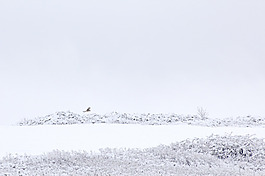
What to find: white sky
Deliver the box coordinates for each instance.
[1,1,265,125]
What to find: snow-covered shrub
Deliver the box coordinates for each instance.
[1,135,264,175]
[170,134,265,171]
[17,111,265,128]
[18,111,84,126]
[196,107,209,120]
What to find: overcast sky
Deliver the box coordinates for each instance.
[1,1,265,125]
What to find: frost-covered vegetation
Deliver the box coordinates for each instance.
[18,111,265,127]
[1,135,264,175]
[12,111,265,175]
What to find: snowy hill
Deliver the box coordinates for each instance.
[18,111,265,127]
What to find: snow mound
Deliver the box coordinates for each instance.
[18,111,265,127]
[1,135,264,175]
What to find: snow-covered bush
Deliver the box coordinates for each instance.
[18,111,265,128]
[197,107,209,120]
[1,135,264,175]
[170,134,265,171]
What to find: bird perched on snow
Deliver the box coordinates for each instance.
[83,107,91,112]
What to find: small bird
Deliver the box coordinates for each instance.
[83,107,91,112]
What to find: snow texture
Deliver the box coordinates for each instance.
[18,111,265,127]
[1,135,264,176]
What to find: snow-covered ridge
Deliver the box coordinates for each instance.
[18,111,265,127]
[1,135,265,175]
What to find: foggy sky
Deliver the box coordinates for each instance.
[1,1,265,125]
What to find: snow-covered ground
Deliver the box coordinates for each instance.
[1,124,265,158]
[1,111,265,175]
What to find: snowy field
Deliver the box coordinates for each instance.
[1,124,265,158]
[1,112,265,175]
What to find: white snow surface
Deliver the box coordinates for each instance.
[1,124,265,158]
